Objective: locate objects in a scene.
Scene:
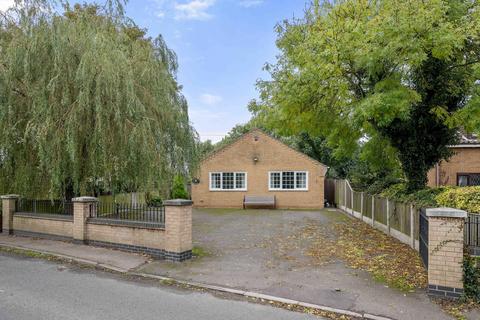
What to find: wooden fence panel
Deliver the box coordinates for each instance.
[364,194,373,218]
[353,191,362,213]
[374,197,388,225]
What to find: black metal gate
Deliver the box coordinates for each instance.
[465,213,480,255]
[419,208,429,268]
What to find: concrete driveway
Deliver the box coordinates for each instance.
[138,208,451,320]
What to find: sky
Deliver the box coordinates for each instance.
[0,0,310,142]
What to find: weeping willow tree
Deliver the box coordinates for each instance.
[0,0,198,198]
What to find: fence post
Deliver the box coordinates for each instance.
[164,199,193,261]
[1,195,19,235]
[351,188,354,215]
[426,208,467,298]
[73,197,98,244]
[360,192,364,220]
[371,196,375,227]
[344,180,347,209]
[410,205,415,249]
[386,199,391,235]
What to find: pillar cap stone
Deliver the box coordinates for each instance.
[0,194,20,199]
[163,199,193,206]
[72,196,98,203]
[426,207,467,218]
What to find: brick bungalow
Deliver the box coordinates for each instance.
[428,134,480,187]
[191,129,327,209]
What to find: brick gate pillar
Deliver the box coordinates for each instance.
[73,197,98,244]
[1,195,19,234]
[164,199,193,261]
[427,208,467,298]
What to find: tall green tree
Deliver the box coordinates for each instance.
[0,1,197,198]
[251,0,480,191]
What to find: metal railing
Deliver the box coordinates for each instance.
[465,213,480,249]
[89,202,165,227]
[16,199,73,216]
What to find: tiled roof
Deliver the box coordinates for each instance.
[459,133,479,145]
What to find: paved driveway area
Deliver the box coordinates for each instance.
[139,208,450,320]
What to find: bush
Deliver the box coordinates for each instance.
[380,183,446,207]
[171,175,189,199]
[463,253,480,301]
[435,186,480,213]
[147,196,163,207]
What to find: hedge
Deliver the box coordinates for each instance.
[435,186,480,213]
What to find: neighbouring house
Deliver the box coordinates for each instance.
[428,133,480,187]
[191,129,327,209]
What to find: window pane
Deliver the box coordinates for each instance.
[211,173,221,189]
[270,172,280,189]
[296,172,307,189]
[222,172,234,189]
[235,173,245,189]
[469,174,480,186]
[282,172,295,189]
[458,175,468,187]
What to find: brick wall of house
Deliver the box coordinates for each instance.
[427,147,480,187]
[192,130,327,209]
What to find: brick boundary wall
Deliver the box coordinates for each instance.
[1,195,193,262]
[12,230,73,242]
[426,208,467,299]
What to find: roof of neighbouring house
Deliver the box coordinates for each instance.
[201,128,328,169]
[452,133,480,148]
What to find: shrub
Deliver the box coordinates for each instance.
[380,183,446,207]
[171,175,189,199]
[463,253,480,301]
[147,196,163,207]
[435,186,480,213]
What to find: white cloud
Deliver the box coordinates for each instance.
[151,0,167,18]
[174,0,216,21]
[200,93,222,106]
[239,0,264,8]
[0,0,14,11]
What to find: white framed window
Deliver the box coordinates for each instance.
[210,172,247,191]
[269,171,308,191]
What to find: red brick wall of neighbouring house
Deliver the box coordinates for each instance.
[427,147,480,187]
[191,130,327,209]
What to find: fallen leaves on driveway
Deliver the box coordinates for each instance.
[434,298,480,320]
[333,220,427,291]
[304,217,427,291]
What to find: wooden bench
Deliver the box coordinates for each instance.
[243,195,276,209]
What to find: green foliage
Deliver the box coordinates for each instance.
[436,187,480,213]
[463,254,480,301]
[380,183,447,208]
[197,140,216,159]
[147,197,163,207]
[171,175,189,199]
[215,122,267,150]
[0,1,197,198]
[192,246,210,258]
[145,192,163,207]
[252,0,480,191]
[293,132,354,178]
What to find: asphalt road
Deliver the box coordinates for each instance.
[0,252,320,320]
